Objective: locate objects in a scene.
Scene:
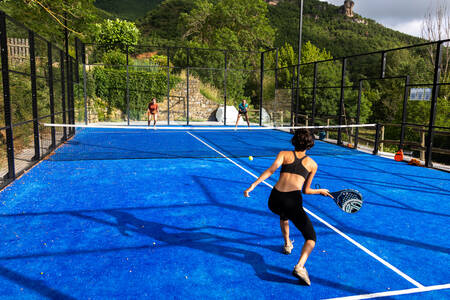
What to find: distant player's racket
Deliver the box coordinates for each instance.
[316,184,363,213]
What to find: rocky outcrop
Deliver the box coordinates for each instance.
[339,0,354,17]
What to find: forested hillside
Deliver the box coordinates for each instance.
[137,0,423,56]
[94,0,163,20]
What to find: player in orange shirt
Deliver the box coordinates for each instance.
[147,98,159,127]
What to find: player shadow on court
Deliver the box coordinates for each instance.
[63,210,369,293]
[97,210,369,293]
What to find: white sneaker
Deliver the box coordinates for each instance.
[283,240,294,254]
[292,265,311,286]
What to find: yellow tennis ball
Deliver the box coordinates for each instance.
[249,156,253,161]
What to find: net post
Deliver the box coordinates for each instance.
[186,47,190,126]
[0,11,15,179]
[60,49,67,139]
[167,47,170,125]
[380,51,386,78]
[29,30,40,160]
[337,58,347,145]
[311,62,318,125]
[373,123,381,155]
[355,80,363,149]
[425,41,443,168]
[47,41,56,148]
[82,42,88,125]
[259,51,264,126]
[399,76,410,149]
[126,45,130,126]
[224,50,227,126]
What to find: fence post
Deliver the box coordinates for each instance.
[68,57,75,135]
[425,41,443,168]
[290,65,295,126]
[29,30,40,160]
[311,62,317,125]
[420,127,425,161]
[47,41,56,148]
[355,80,363,148]
[167,47,170,125]
[380,51,386,79]
[224,51,227,126]
[373,123,381,155]
[126,45,130,125]
[326,118,330,139]
[399,76,410,149]
[60,50,67,139]
[274,48,279,121]
[186,47,190,125]
[0,11,15,179]
[260,51,264,126]
[82,42,88,125]
[337,58,347,145]
[63,18,73,135]
[380,125,385,152]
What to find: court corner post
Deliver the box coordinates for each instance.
[425,41,443,168]
[29,29,40,161]
[0,11,15,179]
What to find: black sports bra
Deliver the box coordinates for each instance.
[280,151,310,179]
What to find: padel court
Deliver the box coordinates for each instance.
[0,127,449,299]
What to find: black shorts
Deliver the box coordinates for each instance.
[239,110,247,115]
[268,188,316,242]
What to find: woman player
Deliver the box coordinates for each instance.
[244,129,332,285]
[147,98,158,127]
[235,99,250,128]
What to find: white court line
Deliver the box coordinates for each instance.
[43,123,376,130]
[187,131,424,289]
[324,283,450,300]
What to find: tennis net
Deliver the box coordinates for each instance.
[41,124,379,161]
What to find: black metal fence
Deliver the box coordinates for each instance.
[79,43,262,126]
[1,11,449,190]
[0,11,77,189]
[262,39,450,169]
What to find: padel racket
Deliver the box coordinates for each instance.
[316,184,363,213]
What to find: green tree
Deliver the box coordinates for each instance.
[181,0,274,51]
[93,19,140,52]
[0,0,101,42]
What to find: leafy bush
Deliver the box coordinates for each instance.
[93,19,140,53]
[92,67,181,119]
[102,50,127,67]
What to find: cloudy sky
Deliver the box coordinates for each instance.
[319,0,446,38]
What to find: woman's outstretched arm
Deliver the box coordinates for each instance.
[302,164,333,198]
[244,152,284,197]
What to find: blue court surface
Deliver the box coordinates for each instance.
[0,127,449,299]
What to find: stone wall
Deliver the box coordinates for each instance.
[158,79,220,121]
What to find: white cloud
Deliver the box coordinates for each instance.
[318,0,440,37]
[390,19,423,38]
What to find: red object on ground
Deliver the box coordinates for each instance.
[394,149,404,162]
